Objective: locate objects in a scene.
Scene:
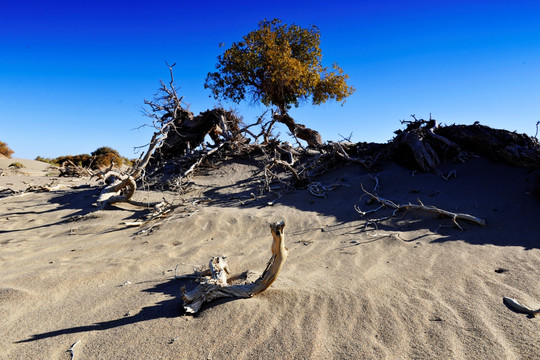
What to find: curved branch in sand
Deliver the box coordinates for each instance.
[356,184,486,230]
[181,221,288,314]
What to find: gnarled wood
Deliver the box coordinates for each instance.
[59,159,93,177]
[391,128,440,172]
[274,113,323,147]
[181,221,288,314]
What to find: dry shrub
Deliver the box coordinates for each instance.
[0,141,14,158]
[42,147,125,170]
[91,147,123,168]
[54,154,93,168]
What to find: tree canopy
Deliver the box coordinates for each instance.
[205,19,355,114]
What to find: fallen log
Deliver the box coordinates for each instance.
[181,221,288,314]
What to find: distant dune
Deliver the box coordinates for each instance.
[0,158,52,171]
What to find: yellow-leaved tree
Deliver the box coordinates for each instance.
[0,141,14,158]
[205,19,355,146]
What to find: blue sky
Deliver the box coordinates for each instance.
[1,0,539,159]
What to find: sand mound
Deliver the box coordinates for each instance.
[0,156,539,359]
[0,158,52,171]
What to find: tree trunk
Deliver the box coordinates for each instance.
[274,113,323,147]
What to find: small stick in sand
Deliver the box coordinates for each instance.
[503,297,540,317]
[181,221,288,314]
[308,182,350,198]
[67,340,80,360]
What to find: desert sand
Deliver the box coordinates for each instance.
[1,156,539,359]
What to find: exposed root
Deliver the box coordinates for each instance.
[180,221,288,314]
[308,182,350,198]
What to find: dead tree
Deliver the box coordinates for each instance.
[390,115,540,172]
[181,221,288,314]
[390,116,460,172]
[435,123,540,168]
[97,63,254,207]
[96,64,184,209]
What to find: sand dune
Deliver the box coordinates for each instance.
[1,156,539,359]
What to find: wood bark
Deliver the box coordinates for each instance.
[181,221,288,314]
[156,108,243,161]
[274,113,323,147]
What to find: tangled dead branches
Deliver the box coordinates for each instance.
[391,115,540,172]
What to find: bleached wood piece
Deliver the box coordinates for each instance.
[308,182,351,198]
[181,142,225,178]
[503,297,540,317]
[68,340,80,360]
[181,221,288,314]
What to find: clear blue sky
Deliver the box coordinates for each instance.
[1,0,539,159]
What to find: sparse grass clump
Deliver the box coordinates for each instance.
[35,156,57,165]
[9,162,25,169]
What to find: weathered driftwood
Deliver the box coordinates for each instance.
[308,181,350,198]
[96,172,137,208]
[0,182,73,200]
[68,340,81,360]
[96,100,177,209]
[181,221,288,314]
[503,297,540,317]
[356,185,486,230]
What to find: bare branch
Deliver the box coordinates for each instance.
[355,184,486,230]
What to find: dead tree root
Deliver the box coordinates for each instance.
[180,221,288,314]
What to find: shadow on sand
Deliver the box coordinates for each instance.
[200,159,540,250]
[15,276,232,343]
